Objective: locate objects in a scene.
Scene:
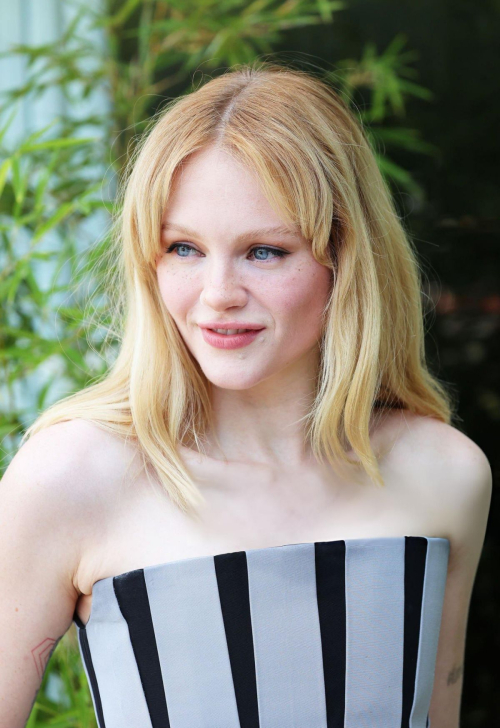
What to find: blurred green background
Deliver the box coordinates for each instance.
[0,0,498,725]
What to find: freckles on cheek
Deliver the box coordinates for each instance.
[157,272,194,320]
[273,266,331,320]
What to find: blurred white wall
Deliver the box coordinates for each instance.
[0,0,65,145]
[0,0,112,425]
[0,0,110,142]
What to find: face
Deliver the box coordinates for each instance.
[156,146,332,391]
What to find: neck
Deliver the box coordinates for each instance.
[205,348,320,468]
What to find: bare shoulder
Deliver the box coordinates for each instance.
[3,419,145,563]
[8,418,142,499]
[387,409,491,469]
[381,409,492,554]
[382,409,492,494]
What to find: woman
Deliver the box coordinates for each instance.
[0,61,491,727]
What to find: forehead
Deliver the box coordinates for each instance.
[161,221,301,242]
[168,147,260,202]
[162,148,303,240]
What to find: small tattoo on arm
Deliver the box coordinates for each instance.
[25,635,62,725]
[30,635,61,679]
[447,663,464,685]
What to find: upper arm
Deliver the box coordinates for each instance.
[0,424,88,727]
[428,431,492,728]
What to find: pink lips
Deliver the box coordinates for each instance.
[199,323,265,350]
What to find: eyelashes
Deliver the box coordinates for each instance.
[165,243,197,257]
[249,246,289,261]
[165,243,290,262]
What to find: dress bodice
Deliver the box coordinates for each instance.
[73,535,450,728]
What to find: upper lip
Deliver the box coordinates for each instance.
[198,322,265,330]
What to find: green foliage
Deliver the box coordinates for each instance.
[26,630,97,727]
[0,1,437,723]
[331,32,439,199]
[0,107,116,464]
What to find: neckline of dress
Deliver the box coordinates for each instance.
[74,535,450,629]
[90,534,450,591]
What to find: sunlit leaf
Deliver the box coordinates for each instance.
[21,136,97,152]
[32,201,78,242]
[0,158,11,199]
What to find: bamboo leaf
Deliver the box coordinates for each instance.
[16,118,60,153]
[32,201,77,242]
[10,155,23,204]
[102,0,143,28]
[4,260,29,303]
[21,136,97,152]
[0,158,12,199]
[0,103,21,146]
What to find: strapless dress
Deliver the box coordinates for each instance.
[72,535,450,728]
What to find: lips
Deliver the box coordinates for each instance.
[199,324,265,350]
[199,322,265,332]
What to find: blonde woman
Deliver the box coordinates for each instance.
[0,62,491,728]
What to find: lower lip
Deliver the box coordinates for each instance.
[200,328,265,349]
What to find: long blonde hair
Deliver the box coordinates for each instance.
[22,60,455,513]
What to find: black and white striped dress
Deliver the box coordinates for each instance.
[73,535,449,728]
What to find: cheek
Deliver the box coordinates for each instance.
[270,263,331,336]
[157,266,196,319]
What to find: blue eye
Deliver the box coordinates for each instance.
[249,246,288,261]
[164,243,289,261]
[166,243,198,257]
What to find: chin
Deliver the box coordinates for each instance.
[206,375,267,391]
[200,364,272,391]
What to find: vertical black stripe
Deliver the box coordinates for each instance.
[214,550,260,728]
[77,625,106,728]
[426,713,430,727]
[113,570,170,728]
[401,536,428,727]
[315,539,346,728]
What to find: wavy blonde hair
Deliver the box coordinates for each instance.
[22,60,455,514]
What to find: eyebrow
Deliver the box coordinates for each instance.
[161,222,301,242]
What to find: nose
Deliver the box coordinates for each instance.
[200,256,248,311]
